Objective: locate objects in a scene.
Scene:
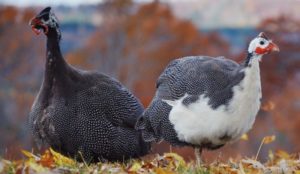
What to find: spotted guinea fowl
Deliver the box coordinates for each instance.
[136,32,279,164]
[28,7,150,162]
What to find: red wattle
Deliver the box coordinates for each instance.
[255,47,265,54]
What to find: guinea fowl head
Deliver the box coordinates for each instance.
[247,32,279,57]
[29,7,61,39]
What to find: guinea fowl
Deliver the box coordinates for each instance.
[28,7,150,162]
[136,32,279,164]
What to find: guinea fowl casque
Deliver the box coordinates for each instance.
[136,32,279,164]
[28,7,150,162]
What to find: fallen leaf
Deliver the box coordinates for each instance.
[155,167,174,174]
[21,150,40,161]
[2,148,300,174]
[240,134,249,141]
[39,149,55,168]
[295,170,300,174]
[238,162,246,174]
[276,150,290,159]
[163,153,186,167]
[261,101,275,111]
[263,135,276,144]
[242,159,265,170]
[49,148,76,167]
[142,161,155,169]
[127,161,142,173]
[26,161,47,173]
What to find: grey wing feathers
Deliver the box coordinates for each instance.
[155,56,243,104]
[156,59,185,100]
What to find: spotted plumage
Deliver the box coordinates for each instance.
[29,7,150,162]
[136,32,279,162]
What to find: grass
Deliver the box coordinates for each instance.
[0,148,299,174]
[0,136,298,173]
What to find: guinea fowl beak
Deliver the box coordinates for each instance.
[268,41,280,52]
[29,17,48,35]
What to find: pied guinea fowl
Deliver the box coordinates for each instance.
[28,7,150,162]
[136,32,279,164]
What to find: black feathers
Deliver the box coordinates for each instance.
[29,8,150,162]
[38,7,51,16]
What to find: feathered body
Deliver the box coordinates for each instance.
[137,56,260,148]
[29,7,150,162]
[136,33,279,152]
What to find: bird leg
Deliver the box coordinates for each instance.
[194,147,202,166]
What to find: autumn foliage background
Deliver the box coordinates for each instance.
[0,0,299,162]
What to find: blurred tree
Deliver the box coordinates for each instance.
[257,16,300,152]
[228,16,300,159]
[67,1,229,105]
[258,16,300,98]
[0,6,44,158]
[0,6,17,29]
[2,1,299,161]
[101,0,133,15]
[271,80,300,151]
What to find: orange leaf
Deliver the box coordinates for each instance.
[276,150,290,159]
[261,101,275,111]
[49,148,76,167]
[38,149,55,168]
[163,153,186,167]
[240,134,249,141]
[263,135,276,144]
[154,167,175,174]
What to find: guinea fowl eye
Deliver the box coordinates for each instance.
[259,41,265,45]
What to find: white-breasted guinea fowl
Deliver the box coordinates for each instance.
[28,7,150,162]
[136,32,279,164]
